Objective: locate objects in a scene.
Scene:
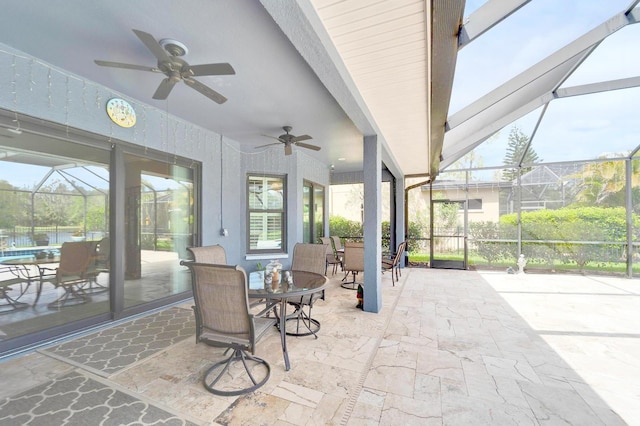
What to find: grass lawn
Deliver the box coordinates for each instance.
[407,252,639,275]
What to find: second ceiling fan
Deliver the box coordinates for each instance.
[258,126,321,156]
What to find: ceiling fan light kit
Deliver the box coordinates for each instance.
[258,126,321,156]
[94,29,235,104]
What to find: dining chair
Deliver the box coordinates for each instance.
[286,242,327,338]
[381,241,407,286]
[320,237,341,275]
[341,241,364,290]
[187,244,227,264]
[83,237,110,293]
[330,235,344,253]
[180,261,276,396]
[44,241,94,309]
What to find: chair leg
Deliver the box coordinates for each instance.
[341,271,359,290]
[47,283,91,309]
[285,304,320,338]
[0,286,29,314]
[203,348,270,396]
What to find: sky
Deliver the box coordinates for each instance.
[448,0,640,170]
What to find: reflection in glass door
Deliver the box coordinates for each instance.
[0,135,110,354]
[123,154,195,308]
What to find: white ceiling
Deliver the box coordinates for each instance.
[310,0,431,176]
[0,0,441,176]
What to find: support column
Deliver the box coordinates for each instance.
[363,134,382,312]
[395,175,406,266]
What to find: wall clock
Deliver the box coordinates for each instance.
[106,98,136,128]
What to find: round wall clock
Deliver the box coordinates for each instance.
[106,98,136,128]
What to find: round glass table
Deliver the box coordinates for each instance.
[248,270,327,371]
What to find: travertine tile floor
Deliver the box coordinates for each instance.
[1,268,638,425]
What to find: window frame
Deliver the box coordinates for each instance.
[246,173,287,254]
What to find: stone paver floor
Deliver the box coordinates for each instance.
[1,268,638,425]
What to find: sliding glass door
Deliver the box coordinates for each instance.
[123,153,195,308]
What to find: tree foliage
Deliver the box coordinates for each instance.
[502,126,541,182]
[571,156,640,213]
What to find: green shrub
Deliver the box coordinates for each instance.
[500,206,637,271]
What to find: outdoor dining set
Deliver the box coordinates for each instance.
[180,236,406,396]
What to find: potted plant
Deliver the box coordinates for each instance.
[33,233,49,246]
[71,230,86,241]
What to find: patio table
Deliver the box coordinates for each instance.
[248,270,327,371]
[0,255,60,305]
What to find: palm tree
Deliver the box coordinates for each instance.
[573,156,640,210]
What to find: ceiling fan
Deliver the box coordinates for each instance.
[94,29,235,104]
[257,126,321,156]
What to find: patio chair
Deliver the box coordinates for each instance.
[381,241,406,286]
[45,241,93,309]
[180,261,276,396]
[0,268,30,314]
[330,235,344,253]
[320,237,342,275]
[83,237,110,293]
[341,241,364,290]
[285,243,327,338]
[187,245,227,264]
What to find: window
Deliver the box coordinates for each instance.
[303,180,324,243]
[447,199,483,210]
[467,199,483,210]
[247,175,286,253]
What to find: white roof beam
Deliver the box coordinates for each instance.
[458,0,531,49]
[557,76,640,98]
[448,12,634,131]
[442,94,554,168]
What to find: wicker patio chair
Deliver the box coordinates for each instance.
[180,261,276,396]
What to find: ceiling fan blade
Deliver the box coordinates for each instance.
[292,134,312,143]
[184,78,228,104]
[255,142,281,149]
[284,144,293,156]
[133,29,172,63]
[295,142,321,151]
[94,60,160,73]
[187,63,236,77]
[261,134,286,143]
[152,78,178,100]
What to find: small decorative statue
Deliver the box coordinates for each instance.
[517,254,527,274]
[266,259,282,284]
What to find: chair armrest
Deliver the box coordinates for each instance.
[253,300,278,318]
